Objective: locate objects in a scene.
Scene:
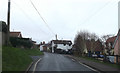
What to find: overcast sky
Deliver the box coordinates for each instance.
[0,0,119,43]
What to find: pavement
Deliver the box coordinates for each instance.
[66,55,120,73]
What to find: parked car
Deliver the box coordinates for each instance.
[107,56,114,63]
[99,55,104,58]
[92,54,98,58]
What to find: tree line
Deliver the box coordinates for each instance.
[73,30,114,56]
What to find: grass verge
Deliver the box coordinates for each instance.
[23,48,43,56]
[80,56,120,69]
[2,46,43,72]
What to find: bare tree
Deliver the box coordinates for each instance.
[74,31,100,56]
[89,33,99,53]
[101,34,114,42]
[74,32,86,56]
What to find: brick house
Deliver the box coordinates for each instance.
[86,39,103,57]
[104,36,117,55]
[113,29,120,63]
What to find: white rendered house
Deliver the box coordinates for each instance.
[51,40,72,53]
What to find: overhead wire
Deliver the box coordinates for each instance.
[12,0,48,35]
[72,0,113,33]
[29,0,55,35]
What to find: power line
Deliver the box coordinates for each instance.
[29,0,55,35]
[72,1,113,33]
[12,0,48,35]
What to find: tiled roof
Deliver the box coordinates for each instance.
[106,36,117,43]
[10,32,22,38]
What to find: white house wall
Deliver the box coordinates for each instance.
[52,42,72,52]
[40,45,43,51]
[57,44,72,51]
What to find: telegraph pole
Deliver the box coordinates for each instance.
[55,34,58,40]
[7,0,11,45]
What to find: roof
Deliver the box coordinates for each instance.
[52,40,72,45]
[32,41,36,44]
[86,40,103,52]
[106,36,117,44]
[113,29,120,48]
[10,32,22,38]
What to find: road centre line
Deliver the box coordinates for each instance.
[71,59,76,62]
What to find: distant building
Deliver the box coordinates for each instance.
[104,36,116,55]
[40,43,51,52]
[51,40,72,53]
[40,45,43,51]
[86,39,103,57]
[10,32,22,38]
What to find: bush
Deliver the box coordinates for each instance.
[10,37,33,48]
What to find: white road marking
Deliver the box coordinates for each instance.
[32,58,41,73]
[25,62,33,73]
[78,62,98,72]
[71,59,76,62]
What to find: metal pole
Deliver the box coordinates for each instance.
[7,0,11,45]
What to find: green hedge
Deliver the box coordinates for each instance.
[10,37,33,48]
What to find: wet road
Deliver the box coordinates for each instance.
[33,52,98,72]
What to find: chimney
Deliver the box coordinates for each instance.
[43,41,45,44]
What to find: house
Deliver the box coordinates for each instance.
[113,29,120,63]
[86,39,103,57]
[104,36,117,55]
[39,42,51,52]
[93,39,103,56]
[10,32,22,38]
[31,40,38,49]
[40,45,43,51]
[51,40,72,53]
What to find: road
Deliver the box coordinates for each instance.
[31,52,98,73]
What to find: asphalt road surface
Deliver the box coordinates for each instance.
[32,52,98,73]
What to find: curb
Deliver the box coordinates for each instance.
[66,55,102,72]
[25,57,42,73]
[67,55,120,73]
[82,63,103,73]
[32,58,41,73]
[25,62,33,73]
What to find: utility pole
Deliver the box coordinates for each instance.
[55,34,58,40]
[7,0,11,45]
